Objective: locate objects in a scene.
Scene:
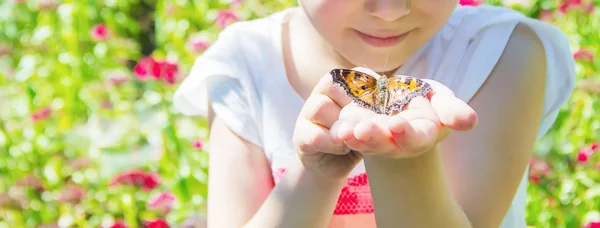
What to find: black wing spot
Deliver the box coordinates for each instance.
[361,85,368,90]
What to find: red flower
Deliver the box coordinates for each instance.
[104,220,128,228]
[148,192,176,214]
[192,140,203,150]
[577,142,599,164]
[110,169,160,191]
[157,61,179,84]
[583,221,600,228]
[144,219,170,228]
[577,151,590,163]
[459,0,483,6]
[573,49,595,62]
[559,0,583,13]
[528,175,540,184]
[133,57,180,84]
[90,24,111,42]
[31,107,52,122]
[591,143,600,151]
[133,57,160,80]
[216,9,240,28]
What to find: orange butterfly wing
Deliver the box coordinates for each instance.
[330,69,380,114]
[384,76,433,115]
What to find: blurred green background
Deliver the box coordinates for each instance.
[0,0,598,227]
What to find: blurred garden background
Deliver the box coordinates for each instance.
[0,0,598,227]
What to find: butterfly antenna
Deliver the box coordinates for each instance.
[382,52,390,76]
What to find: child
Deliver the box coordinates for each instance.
[174,1,576,227]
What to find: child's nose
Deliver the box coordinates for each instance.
[366,0,412,22]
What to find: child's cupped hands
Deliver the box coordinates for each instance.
[292,67,478,179]
[330,67,478,158]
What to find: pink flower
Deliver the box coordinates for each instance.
[17,175,44,191]
[591,143,600,151]
[573,49,595,62]
[577,151,590,163]
[133,57,180,84]
[216,9,240,28]
[192,140,203,150]
[38,0,60,10]
[528,175,540,184]
[583,221,600,228]
[134,57,160,80]
[57,185,86,205]
[577,142,599,163]
[559,0,582,13]
[529,158,551,177]
[31,107,52,122]
[229,0,242,6]
[584,3,595,13]
[110,169,160,191]
[104,220,128,228]
[157,61,179,84]
[538,10,554,22]
[459,0,483,6]
[187,35,211,53]
[148,192,176,214]
[144,219,170,228]
[12,0,26,3]
[90,24,111,42]
[69,157,92,171]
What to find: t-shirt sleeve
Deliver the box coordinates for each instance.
[173,23,263,147]
[452,6,576,139]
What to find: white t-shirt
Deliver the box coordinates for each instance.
[173,5,576,227]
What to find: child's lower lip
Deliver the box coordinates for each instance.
[356,31,407,47]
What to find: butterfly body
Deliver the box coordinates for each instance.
[330,68,432,115]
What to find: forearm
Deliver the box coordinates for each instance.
[363,147,472,228]
[244,165,345,228]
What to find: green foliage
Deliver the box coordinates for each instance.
[0,0,597,227]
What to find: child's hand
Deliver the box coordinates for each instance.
[292,69,365,180]
[330,74,478,158]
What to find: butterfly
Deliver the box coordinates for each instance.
[330,68,433,116]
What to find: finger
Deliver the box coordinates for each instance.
[405,96,435,115]
[388,117,439,155]
[312,72,353,108]
[294,119,347,155]
[354,116,397,153]
[301,94,342,128]
[339,102,375,121]
[423,80,478,131]
[331,118,361,142]
[388,109,438,133]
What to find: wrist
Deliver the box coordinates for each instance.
[364,145,439,168]
[290,164,347,190]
